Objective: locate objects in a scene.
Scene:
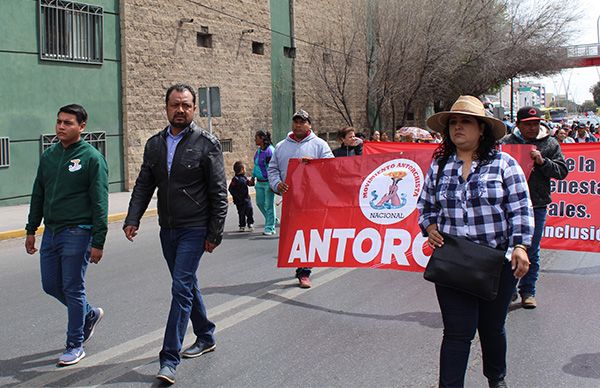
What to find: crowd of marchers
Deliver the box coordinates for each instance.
[25,86,572,387]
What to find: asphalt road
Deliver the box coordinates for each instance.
[1,202,599,387]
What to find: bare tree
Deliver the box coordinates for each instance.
[580,100,598,113]
[435,0,581,111]
[304,1,367,127]
[591,81,600,106]
[303,0,581,131]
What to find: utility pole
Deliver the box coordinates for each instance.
[510,78,514,121]
[597,15,599,44]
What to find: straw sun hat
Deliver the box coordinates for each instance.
[426,95,507,140]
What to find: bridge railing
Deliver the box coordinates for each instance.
[566,43,600,59]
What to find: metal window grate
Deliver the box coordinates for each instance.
[39,0,103,64]
[220,139,232,153]
[41,132,106,157]
[0,137,9,168]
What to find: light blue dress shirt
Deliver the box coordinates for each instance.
[166,126,185,174]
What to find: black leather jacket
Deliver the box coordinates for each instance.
[124,122,228,245]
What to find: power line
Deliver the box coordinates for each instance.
[182,0,363,59]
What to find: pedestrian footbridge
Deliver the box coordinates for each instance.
[565,43,600,67]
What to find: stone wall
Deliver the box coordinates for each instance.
[120,0,368,188]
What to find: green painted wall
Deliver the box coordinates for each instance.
[269,0,294,142]
[0,0,122,206]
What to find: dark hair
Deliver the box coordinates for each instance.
[555,128,567,135]
[337,126,356,140]
[58,104,88,124]
[233,161,245,174]
[255,130,272,147]
[165,83,196,105]
[432,117,497,165]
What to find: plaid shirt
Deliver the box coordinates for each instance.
[417,151,533,250]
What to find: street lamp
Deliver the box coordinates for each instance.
[597,15,600,44]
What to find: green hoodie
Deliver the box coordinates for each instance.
[26,139,108,249]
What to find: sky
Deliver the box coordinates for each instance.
[530,0,600,104]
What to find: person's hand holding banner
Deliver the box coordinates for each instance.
[277,142,600,273]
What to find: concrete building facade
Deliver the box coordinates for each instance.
[0,0,124,205]
[0,0,370,205]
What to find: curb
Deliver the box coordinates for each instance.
[0,191,254,242]
[0,208,159,242]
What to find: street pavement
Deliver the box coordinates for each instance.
[1,197,600,387]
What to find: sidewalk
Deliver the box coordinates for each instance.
[0,189,253,241]
[0,192,157,241]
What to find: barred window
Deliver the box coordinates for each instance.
[42,132,106,157]
[220,139,232,153]
[39,0,103,64]
[0,137,9,168]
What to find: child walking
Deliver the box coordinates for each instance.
[252,130,277,235]
[229,161,254,232]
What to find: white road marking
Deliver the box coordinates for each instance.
[15,268,354,387]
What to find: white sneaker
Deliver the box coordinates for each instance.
[246,225,254,232]
[263,230,276,236]
[238,227,245,232]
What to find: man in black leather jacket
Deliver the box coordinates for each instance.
[123,84,227,385]
[500,106,568,310]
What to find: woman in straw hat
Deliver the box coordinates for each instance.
[417,95,534,388]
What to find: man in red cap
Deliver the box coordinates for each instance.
[500,106,568,309]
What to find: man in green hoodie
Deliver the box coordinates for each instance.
[25,104,108,366]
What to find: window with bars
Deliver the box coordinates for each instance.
[220,139,232,153]
[42,132,106,157]
[0,137,9,168]
[39,0,103,64]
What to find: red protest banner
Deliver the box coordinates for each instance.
[278,151,433,271]
[363,141,535,179]
[277,142,600,271]
[542,143,600,253]
[365,141,600,253]
[363,141,436,155]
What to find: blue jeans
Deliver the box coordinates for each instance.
[435,261,517,387]
[40,227,93,347]
[255,181,276,233]
[518,207,547,296]
[159,227,215,369]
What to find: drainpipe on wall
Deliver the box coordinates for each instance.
[119,0,131,191]
[289,0,296,111]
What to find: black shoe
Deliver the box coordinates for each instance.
[488,378,508,388]
[181,341,216,358]
[156,365,176,385]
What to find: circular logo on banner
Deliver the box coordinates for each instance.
[359,158,424,225]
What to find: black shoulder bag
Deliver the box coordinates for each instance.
[422,158,505,301]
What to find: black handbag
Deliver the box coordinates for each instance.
[423,157,505,301]
[423,232,505,301]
